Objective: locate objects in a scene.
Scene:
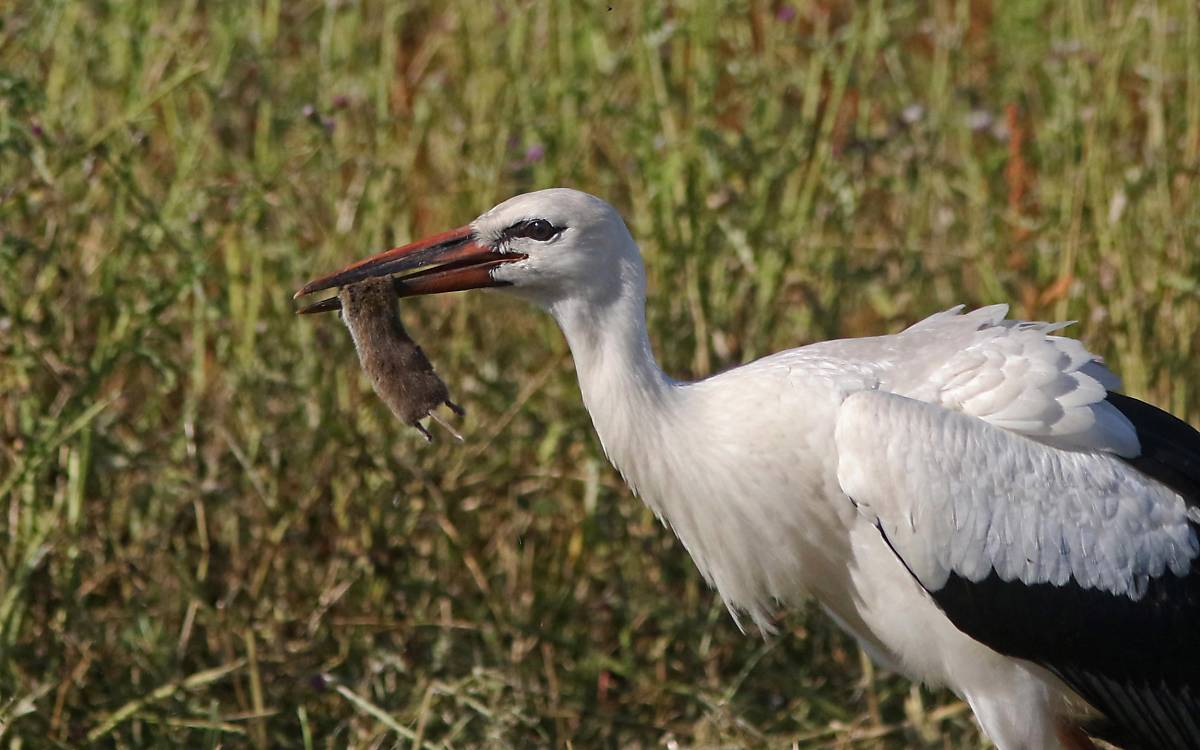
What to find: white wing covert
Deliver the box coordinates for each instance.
[835,389,1197,598]
[894,305,1139,457]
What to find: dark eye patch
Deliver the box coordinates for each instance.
[506,219,561,242]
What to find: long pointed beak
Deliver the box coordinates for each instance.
[293,226,522,314]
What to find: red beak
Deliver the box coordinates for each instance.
[293,226,522,314]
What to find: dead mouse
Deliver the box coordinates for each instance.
[338,277,464,441]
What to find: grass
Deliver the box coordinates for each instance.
[1,0,1199,747]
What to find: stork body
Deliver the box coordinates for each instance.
[298,189,1200,750]
[550,280,1125,749]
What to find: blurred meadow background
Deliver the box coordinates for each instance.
[3,0,1200,747]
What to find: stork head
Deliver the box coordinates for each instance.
[294,188,643,315]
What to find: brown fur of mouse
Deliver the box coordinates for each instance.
[339,278,462,438]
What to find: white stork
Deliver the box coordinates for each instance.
[296,189,1200,750]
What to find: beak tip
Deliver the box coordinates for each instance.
[296,295,343,315]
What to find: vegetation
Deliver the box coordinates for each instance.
[2,0,1198,747]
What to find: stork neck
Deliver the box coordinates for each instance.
[549,286,680,489]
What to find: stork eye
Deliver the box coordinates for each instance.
[509,219,560,242]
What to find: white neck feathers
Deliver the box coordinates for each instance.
[548,276,681,501]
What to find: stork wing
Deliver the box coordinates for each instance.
[835,389,1200,749]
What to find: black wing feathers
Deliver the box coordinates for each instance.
[1108,392,1200,506]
